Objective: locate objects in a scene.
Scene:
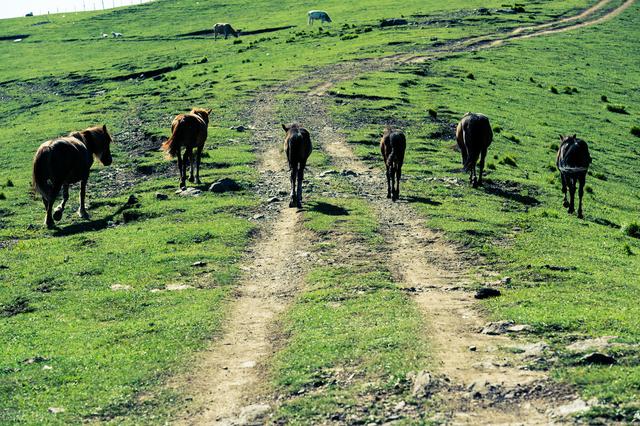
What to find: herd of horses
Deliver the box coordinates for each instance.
[31,107,592,228]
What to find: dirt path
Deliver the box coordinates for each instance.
[172,1,634,423]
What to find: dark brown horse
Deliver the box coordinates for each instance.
[162,108,211,189]
[380,127,406,201]
[282,123,312,208]
[32,125,113,228]
[456,112,493,187]
[557,134,591,218]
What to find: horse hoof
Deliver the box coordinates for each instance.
[578,212,584,219]
[78,210,90,220]
[387,193,391,199]
[53,209,63,221]
[563,201,570,208]
[45,221,55,229]
[188,177,195,183]
[289,200,296,208]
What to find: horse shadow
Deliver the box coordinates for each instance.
[53,202,135,237]
[482,181,540,206]
[309,201,349,216]
[405,195,442,206]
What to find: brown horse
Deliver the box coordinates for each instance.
[282,123,312,208]
[32,125,113,228]
[557,134,591,218]
[456,112,493,187]
[380,127,406,201]
[162,108,211,189]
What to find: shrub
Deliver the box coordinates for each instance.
[631,126,640,138]
[549,86,558,94]
[505,134,520,143]
[601,95,608,102]
[5,179,13,187]
[427,109,437,119]
[585,186,593,194]
[233,39,242,44]
[547,163,557,172]
[623,222,640,239]
[493,126,503,134]
[549,143,559,151]
[606,104,628,114]
[0,193,5,200]
[623,243,634,256]
[592,172,607,181]
[487,163,496,170]
[467,73,475,80]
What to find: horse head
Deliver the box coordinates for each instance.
[192,108,212,125]
[96,124,113,166]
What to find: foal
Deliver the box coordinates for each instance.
[32,125,113,228]
[557,134,591,218]
[380,127,406,201]
[282,123,312,208]
[456,112,493,187]
[162,108,211,189]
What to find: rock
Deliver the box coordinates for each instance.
[518,341,548,358]
[241,360,256,368]
[468,345,477,352]
[176,188,202,197]
[506,324,532,333]
[552,399,591,417]
[475,287,501,299]
[580,352,616,365]
[48,407,65,414]
[191,261,207,267]
[481,321,513,335]
[380,18,409,27]
[267,196,280,203]
[408,370,433,397]
[319,170,338,178]
[341,169,359,177]
[393,401,406,411]
[166,284,193,291]
[126,194,138,205]
[42,365,53,370]
[209,178,241,193]
[567,336,619,352]
[500,276,512,285]
[237,403,270,424]
[230,125,250,132]
[252,214,265,220]
[155,192,168,200]
[111,284,132,291]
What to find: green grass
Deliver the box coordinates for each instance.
[328,2,640,419]
[0,0,635,422]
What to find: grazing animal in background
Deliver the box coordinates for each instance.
[213,23,240,39]
[101,33,109,38]
[282,123,312,208]
[32,125,113,228]
[112,32,122,38]
[162,108,211,189]
[380,127,406,201]
[556,134,591,218]
[456,112,493,187]
[308,10,332,25]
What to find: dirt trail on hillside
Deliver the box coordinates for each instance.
[172,1,634,423]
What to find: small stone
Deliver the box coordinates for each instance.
[580,352,616,365]
[166,284,193,291]
[341,169,358,177]
[253,214,265,220]
[267,196,280,203]
[469,345,477,352]
[506,324,532,333]
[155,192,168,200]
[319,170,338,178]
[209,178,241,193]
[481,321,513,335]
[240,360,256,368]
[111,284,132,291]
[238,403,270,423]
[393,401,406,411]
[191,261,207,267]
[48,407,65,414]
[475,287,501,299]
[42,365,53,370]
[500,276,512,285]
[409,370,433,396]
[176,188,202,197]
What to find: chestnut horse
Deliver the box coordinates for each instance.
[282,123,312,208]
[162,108,211,189]
[557,134,591,218]
[380,127,406,201]
[32,125,113,228]
[456,112,493,187]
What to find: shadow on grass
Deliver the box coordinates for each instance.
[405,195,442,206]
[483,181,540,206]
[309,201,349,216]
[53,203,134,237]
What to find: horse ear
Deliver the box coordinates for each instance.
[572,134,577,139]
[282,124,289,132]
[559,134,564,141]
[103,124,108,133]
[207,109,212,115]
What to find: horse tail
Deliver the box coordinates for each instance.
[161,120,184,159]
[32,145,53,201]
[462,129,480,172]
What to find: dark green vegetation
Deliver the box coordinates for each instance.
[328,2,640,419]
[0,0,638,423]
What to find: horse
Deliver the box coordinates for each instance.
[213,23,240,39]
[308,10,332,25]
[162,108,211,190]
[456,112,493,187]
[32,125,113,229]
[556,134,591,218]
[112,32,123,38]
[282,124,312,208]
[380,127,406,201]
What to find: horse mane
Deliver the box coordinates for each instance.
[70,125,111,153]
[190,108,211,124]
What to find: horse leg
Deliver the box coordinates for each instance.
[43,187,58,229]
[568,177,576,214]
[289,164,298,208]
[78,179,90,219]
[393,165,402,201]
[187,148,195,183]
[53,184,69,221]
[561,173,569,208]
[195,145,203,185]
[477,147,487,186]
[176,148,186,190]
[296,166,304,208]
[577,174,586,219]
[386,165,392,199]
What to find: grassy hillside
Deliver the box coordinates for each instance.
[0,0,638,423]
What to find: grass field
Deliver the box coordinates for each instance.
[1,0,639,423]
